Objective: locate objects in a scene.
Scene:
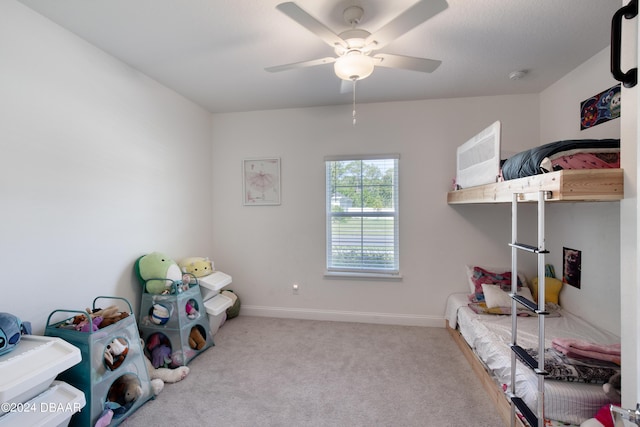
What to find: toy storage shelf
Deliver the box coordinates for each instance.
[45,296,153,427]
[138,282,213,368]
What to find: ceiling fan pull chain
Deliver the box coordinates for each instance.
[352,78,357,126]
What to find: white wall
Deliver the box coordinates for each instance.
[539,48,621,335]
[0,1,213,333]
[211,95,539,326]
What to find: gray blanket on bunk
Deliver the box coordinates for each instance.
[501,138,620,180]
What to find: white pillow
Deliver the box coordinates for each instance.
[482,283,534,309]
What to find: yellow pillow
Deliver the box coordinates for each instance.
[531,277,563,305]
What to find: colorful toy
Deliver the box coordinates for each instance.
[179,256,214,278]
[139,339,189,395]
[185,300,198,319]
[146,333,173,368]
[75,315,102,332]
[136,252,184,294]
[0,313,28,356]
[151,304,170,325]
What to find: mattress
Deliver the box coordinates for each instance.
[445,292,619,425]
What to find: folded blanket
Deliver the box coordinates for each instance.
[552,338,621,365]
[524,347,619,383]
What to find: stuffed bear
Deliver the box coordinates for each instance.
[106,374,142,407]
[136,252,184,294]
[179,257,214,278]
[188,327,206,350]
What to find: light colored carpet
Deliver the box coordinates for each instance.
[122,316,503,427]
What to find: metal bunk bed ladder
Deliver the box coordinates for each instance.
[509,191,548,427]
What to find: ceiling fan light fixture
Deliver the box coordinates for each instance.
[334,52,374,81]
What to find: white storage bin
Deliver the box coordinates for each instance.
[0,335,81,415]
[198,271,232,301]
[0,381,85,427]
[204,293,233,335]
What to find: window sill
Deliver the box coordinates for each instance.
[323,271,403,281]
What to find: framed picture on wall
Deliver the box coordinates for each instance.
[562,247,582,289]
[243,158,281,206]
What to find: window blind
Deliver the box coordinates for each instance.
[325,155,399,274]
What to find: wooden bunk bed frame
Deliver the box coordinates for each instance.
[446,320,527,427]
[447,169,624,204]
[446,168,624,427]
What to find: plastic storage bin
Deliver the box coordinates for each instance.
[204,293,233,335]
[45,296,153,427]
[198,271,232,301]
[138,281,213,367]
[0,335,81,416]
[0,381,85,427]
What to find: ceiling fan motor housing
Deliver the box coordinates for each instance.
[343,5,364,25]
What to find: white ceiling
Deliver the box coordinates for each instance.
[19,0,620,114]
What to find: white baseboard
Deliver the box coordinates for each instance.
[239,305,445,328]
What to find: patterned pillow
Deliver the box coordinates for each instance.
[466,265,525,302]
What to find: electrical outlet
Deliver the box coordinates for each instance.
[292,283,299,295]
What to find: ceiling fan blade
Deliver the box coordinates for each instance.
[366,0,448,50]
[373,53,442,73]
[276,2,346,48]
[265,57,336,73]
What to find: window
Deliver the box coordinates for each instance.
[325,154,399,277]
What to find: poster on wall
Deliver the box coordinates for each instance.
[580,84,621,130]
[243,157,281,206]
[562,247,582,289]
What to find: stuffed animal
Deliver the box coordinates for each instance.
[74,315,102,332]
[185,300,198,319]
[136,252,184,294]
[580,373,621,427]
[188,327,206,350]
[89,305,130,328]
[603,372,621,404]
[104,338,129,370]
[151,304,170,325]
[0,313,29,356]
[106,374,143,407]
[139,339,189,396]
[179,257,214,278]
[146,333,173,368]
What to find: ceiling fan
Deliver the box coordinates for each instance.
[265,0,448,83]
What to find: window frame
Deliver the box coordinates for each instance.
[324,154,401,279]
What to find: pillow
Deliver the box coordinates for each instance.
[465,265,527,301]
[531,277,563,305]
[482,283,534,309]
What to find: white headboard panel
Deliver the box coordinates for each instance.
[456,121,501,189]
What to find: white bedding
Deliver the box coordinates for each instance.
[445,292,619,425]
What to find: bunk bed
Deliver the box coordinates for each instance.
[445,122,623,427]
